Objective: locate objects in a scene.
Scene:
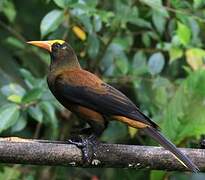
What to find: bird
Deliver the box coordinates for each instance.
[27,40,199,172]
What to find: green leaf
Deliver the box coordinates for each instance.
[169,47,183,63]
[185,48,205,70]
[0,167,21,179]
[115,54,129,75]
[1,83,25,97]
[11,115,27,132]
[40,102,58,138]
[150,170,165,180]
[0,104,20,133]
[152,77,171,107]
[101,49,115,76]
[154,86,167,107]
[53,0,75,8]
[7,94,22,103]
[171,35,181,46]
[142,33,151,47]
[6,37,25,49]
[22,88,43,103]
[93,15,102,32]
[188,18,200,43]
[84,0,98,7]
[114,2,140,28]
[128,126,137,138]
[40,9,64,37]
[78,15,93,34]
[152,10,167,34]
[141,0,169,17]
[113,36,133,51]
[126,6,139,23]
[28,106,43,123]
[148,52,165,75]
[40,102,56,121]
[98,10,114,23]
[88,34,100,58]
[152,76,171,89]
[132,51,147,75]
[132,18,151,28]
[20,69,36,88]
[0,0,16,22]
[162,86,185,141]
[162,70,205,143]
[177,22,191,46]
[193,0,204,9]
[176,100,205,143]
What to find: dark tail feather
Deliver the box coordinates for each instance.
[143,127,199,172]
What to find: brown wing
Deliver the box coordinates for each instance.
[53,69,158,128]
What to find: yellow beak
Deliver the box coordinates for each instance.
[27,40,65,52]
[27,41,53,52]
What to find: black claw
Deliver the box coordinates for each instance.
[68,139,84,147]
[68,135,98,165]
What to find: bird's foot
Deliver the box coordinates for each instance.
[200,139,205,149]
[68,134,98,166]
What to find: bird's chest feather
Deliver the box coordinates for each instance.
[47,74,104,122]
[47,74,76,111]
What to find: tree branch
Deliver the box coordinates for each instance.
[0,137,204,171]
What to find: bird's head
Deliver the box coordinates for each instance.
[27,40,79,69]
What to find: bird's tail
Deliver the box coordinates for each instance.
[143,127,199,172]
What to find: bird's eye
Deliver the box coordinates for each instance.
[52,43,61,51]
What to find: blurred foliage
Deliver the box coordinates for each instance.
[0,0,205,179]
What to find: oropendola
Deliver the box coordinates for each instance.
[27,40,199,172]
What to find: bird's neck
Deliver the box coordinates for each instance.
[50,55,81,73]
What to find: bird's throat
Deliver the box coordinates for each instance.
[50,54,81,73]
